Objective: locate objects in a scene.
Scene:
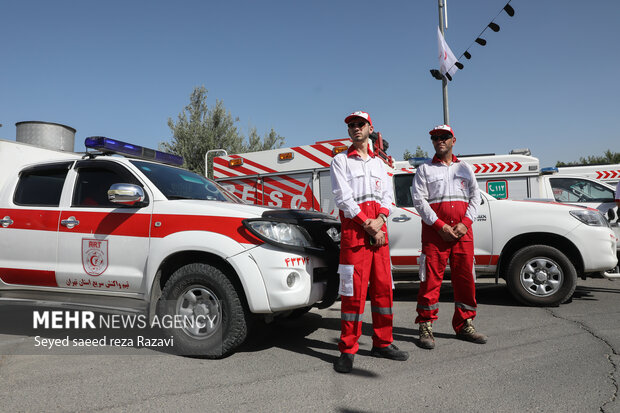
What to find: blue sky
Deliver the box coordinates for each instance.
[1,0,618,168]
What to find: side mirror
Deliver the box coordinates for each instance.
[608,208,617,223]
[108,183,145,206]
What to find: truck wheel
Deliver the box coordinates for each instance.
[506,245,577,306]
[157,263,248,358]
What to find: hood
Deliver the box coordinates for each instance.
[514,198,596,211]
[155,199,276,218]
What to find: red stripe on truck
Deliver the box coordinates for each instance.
[292,146,330,168]
[391,254,499,267]
[1,209,262,245]
[0,268,57,286]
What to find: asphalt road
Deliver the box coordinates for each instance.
[1,277,619,412]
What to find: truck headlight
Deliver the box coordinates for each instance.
[244,220,315,248]
[570,210,610,227]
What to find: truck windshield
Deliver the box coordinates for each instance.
[549,177,615,203]
[130,160,242,203]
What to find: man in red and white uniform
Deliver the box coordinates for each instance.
[411,124,487,349]
[330,110,409,373]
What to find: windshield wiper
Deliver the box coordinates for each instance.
[166,195,195,200]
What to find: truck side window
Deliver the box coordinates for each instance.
[73,164,144,208]
[14,167,69,207]
[549,177,615,203]
[393,174,415,207]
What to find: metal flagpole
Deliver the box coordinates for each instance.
[438,0,449,125]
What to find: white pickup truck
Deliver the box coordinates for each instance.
[391,172,618,306]
[399,153,619,222]
[212,139,619,306]
[0,137,340,357]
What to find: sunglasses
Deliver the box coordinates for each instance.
[431,134,453,142]
[347,121,367,129]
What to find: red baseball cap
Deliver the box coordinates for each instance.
[344,111,372,126]
[429,124,455,137]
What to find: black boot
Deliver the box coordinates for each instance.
[370,344,409,361]
[333,353,355,373]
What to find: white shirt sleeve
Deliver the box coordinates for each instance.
[411,164,439,226]
[330,154,361,219]
[379,160,394,216]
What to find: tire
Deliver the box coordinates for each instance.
[505,245,577,306]
[157,263,248,358]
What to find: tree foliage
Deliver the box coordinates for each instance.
[161,86,285,176]
[403,146,429,160]
[556,150,620,167]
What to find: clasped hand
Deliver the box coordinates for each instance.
[439,223,467,242]
[363,218,386,246]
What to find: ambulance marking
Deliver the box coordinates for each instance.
[311,142,347,158]
[292,146,330,168]
[65,278,130,289]
[285,257,310,267]
[391,255,499,266]
[220,178,260,204]
[262,176,316,209]
[213,158,270,178]
[233,155,277,174]
[0,209,61,231]
[212,165,239,178]
[473,162,522,174]
[263,173,307,189]
[314,138,350,145]
[0,209,262,244]
[596,170,620,180]
[82,239,108,276]
[263,176,305,194]
[396,207,421,217]
[150,215,263,243]
[0,268,57,287]
[59,211,151,237]
[215,159,308,189]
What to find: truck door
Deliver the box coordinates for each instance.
[0,162,72,288]
[55,160,151,294]
[472,193,494,272]
[389,174,423,272]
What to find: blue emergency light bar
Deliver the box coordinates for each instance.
[84,136,184,166]
[540,167,559,175]
[408,157,430,167]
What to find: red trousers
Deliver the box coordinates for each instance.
[415,240,477,333]
[338,244,393,354]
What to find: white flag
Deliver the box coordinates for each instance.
[437,26,459,78]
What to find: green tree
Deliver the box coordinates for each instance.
[162,86,285,176]
[556,150,620,166]
[245,126,284,153]
[403,146,429,160]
